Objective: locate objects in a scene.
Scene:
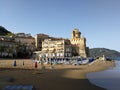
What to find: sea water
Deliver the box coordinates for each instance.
[86,60,120,90]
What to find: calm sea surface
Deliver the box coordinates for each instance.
[86,60,120,90]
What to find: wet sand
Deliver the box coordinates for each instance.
[0,59,115,90]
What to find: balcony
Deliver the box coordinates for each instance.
[56,42,63,45]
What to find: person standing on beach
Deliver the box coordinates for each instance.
[35,61,37,69]
[50,62,54,69]
[22,60,24,68]
[13,60,17,67]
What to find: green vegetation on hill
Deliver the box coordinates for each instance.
[89,48,120,58]
[0,26,13,36]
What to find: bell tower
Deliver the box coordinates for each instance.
[72,28,81,39]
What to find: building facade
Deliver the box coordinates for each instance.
[14,36,35,51]
[0,28,88,58]
[34,34,49,50]
[0,36,17,57]
[41,39,72,58]
[34,28,89,59]
[70,28,88,57]
[0,33,36,58]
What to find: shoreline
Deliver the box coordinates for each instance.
[86,60,120,90]
[0,59,115,90]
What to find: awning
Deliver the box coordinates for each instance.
[56,42,63,45]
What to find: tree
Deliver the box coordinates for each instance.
[7,32,15,36]
[0,26,12,36]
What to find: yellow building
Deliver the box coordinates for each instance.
[34,28,88,58]
[42,39,72,58]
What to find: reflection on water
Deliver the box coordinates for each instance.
[86,61,120,90]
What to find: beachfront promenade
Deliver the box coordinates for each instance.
[0,59,115,90]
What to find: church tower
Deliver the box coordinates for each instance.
[71,28,88,57]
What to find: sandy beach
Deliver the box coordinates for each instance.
[0,59,115,90]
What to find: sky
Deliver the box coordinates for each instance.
[0,0,120,52]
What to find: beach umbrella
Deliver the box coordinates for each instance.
[13,60,17,67]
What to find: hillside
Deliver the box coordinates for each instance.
[0,26,11,35]
[89,48,120,59]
